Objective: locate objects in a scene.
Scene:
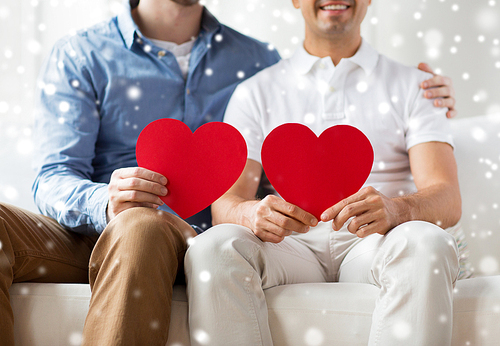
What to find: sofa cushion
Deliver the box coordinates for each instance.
[10,276,500,345]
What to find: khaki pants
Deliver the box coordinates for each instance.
[0,203,196,346]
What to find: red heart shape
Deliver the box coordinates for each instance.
[261,124,374,220]
[136,119,247,219]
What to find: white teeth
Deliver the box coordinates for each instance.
[322,4,348,10]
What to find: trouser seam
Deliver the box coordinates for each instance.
[243,269,265,346]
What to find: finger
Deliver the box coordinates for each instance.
[347,211,376,234]
[355,220,388,238]
[446,109,457,119]
[433,97,456,110]
[273,199,318,226]
[268,212,311,234]
[117,190,164,206]
[333,200,369,231]
[115,167,168,185]
[421,75,451,89]
[417,62,434,75]
[424,86,452,100]
[254,227,286,243]
[321,190,365,223]
[117,177,168,197]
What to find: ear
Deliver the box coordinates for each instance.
[291,0,301,9]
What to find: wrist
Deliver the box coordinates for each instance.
[390,196,414,227]
[239,200,259,229]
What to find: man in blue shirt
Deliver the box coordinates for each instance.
[0,0,457,345]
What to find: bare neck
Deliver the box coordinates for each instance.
[303,31,362,65]
[132,0,203,44]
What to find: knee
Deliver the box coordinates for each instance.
[388,221,458,263]
[103,207,194,252]
[185,224,260,269]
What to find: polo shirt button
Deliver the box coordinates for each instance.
[319,63,326,69]
[158,50,166,58]
[329,86,336,93]
[186,88,190,95]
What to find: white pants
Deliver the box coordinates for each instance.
[185,221,459,346]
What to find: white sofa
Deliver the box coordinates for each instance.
[10,114,500,345]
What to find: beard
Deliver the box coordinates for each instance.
[171,0,200,6]
[130,0,200,8]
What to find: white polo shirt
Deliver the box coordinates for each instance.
[224,39,453,198]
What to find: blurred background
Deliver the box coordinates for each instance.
[1,0,499,274]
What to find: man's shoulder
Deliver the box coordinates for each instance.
[377,53,433,83]
[231,58,288,98]
[51,17,121,57]
[217,24,281,63]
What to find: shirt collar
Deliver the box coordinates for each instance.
[117,1,221,50]
[290,38,379,76]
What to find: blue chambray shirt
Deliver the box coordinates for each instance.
[32,4,280,236]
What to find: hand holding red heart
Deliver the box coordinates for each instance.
[321,186,406,238]
[135,120,376,239]
[247,194,318,243]
[107,167,168,222]
[136,119,247,219]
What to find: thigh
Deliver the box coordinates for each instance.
[0,203,96,283]
[337,232,383,285]
[188,224,329,289]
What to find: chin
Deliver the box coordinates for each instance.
[171,0,200,6]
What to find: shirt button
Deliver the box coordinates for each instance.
[329,86,336,93]
[186,88,190,95]
[319,63,326,69]
[158,50,166,58]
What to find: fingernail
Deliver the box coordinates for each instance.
[161,177,168,185]
[161,187,168,195]
[422,82,428,89]
[436,99,443,106]
[426,91,432,98]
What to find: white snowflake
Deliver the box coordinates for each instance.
[392,321,412,340]
[304,327,324,346]
[68,332,83,346]
[193,329,210,345]
[479,256,499,275]
[59,101,70,112]
[199,270,211,282]
[127,86,142,100]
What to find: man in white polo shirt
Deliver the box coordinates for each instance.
[185,0,462,345]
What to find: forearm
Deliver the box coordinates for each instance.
[212,193,258,228]
[392,182,461,229]
[33,169,108,235]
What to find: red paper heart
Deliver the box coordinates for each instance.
[136,119,247,219]
[261,124,374,220]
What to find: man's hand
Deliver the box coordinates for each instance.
[418,62,457,118]
[320,186,406,238]
[247,195,318,243]
[107,167,168,222]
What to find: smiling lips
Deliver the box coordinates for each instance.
[320,2,350,11]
